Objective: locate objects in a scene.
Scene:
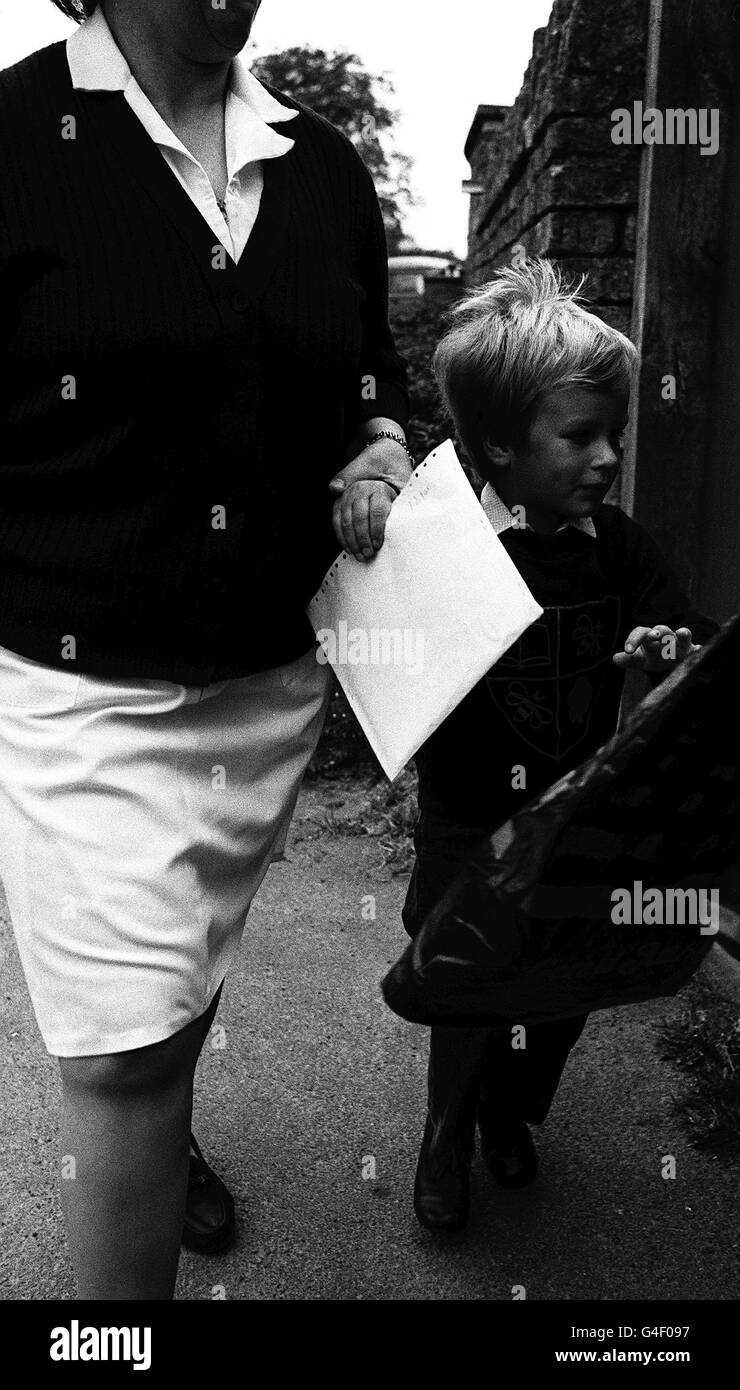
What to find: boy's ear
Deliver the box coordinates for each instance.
[481,437,514,470]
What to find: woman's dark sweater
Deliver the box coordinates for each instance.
[0,41,409,683]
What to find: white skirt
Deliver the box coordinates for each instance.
[0,643,331,1057]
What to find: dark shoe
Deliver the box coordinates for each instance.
[478,1110,538,1189]
[182,1132,235,1254]
[413,1114,472,1232]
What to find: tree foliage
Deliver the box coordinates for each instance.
[252,45,413,252]
[389,295,479,490]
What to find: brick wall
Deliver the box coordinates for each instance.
[465,0,650,336]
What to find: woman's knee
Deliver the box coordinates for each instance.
[59,1017,203,1101]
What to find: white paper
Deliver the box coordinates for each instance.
[307,439,543,780]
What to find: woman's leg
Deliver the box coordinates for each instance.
[58,991,221,1300]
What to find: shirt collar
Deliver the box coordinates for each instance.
[480,482,597,539]
[67,7,298,172]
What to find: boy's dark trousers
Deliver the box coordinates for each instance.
[403,826,588,1150]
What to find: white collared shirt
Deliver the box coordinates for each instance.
[480,482,597,539]
[66,6,298,262]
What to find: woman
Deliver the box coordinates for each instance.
[0,0,411,1298]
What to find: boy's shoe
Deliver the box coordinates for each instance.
[182,1132,236,1254]
[478,1108,538,1189]
[413,1025,488,1232]
[413,1114,473,1232]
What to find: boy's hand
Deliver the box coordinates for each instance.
[612,624,700,673]
[330,438,412,561]
[330,477,396,560]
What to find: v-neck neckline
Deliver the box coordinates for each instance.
[54,42,296,302]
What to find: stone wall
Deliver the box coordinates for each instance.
[465,0,650,336]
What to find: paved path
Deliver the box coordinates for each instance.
[1,781,738,1301]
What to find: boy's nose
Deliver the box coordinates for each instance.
[593,440,620,469]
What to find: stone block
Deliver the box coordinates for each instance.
[530,209,621,256]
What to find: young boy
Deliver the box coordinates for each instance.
[400,258,718,1233]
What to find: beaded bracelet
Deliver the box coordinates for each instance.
[365,429,416,468]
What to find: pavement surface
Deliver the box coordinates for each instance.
[1,779,739,1302]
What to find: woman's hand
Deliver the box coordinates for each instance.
[330,436,413,560]
[612,624,700,673]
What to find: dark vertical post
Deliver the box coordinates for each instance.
[697,15,740,620]
[623,0,735,605]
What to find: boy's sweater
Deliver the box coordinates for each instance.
[414,504,719,833]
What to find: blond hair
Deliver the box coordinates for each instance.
[433,257,638,470]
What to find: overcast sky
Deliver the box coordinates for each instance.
[0,0,554,256]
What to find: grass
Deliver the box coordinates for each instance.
[305,678,418,871]
[306,680,382,781]
[350,767,418,874]
[657,975,740,1166]
[312,765,419,874]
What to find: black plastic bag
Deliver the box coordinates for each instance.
[382,615,740,1027]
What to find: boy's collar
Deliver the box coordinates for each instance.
[480,483,597,539]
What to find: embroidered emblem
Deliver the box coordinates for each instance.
[504,681,554,730]
[485,597,623,760]
[573,613,605,657]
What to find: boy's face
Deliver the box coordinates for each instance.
[489,385,629,533]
